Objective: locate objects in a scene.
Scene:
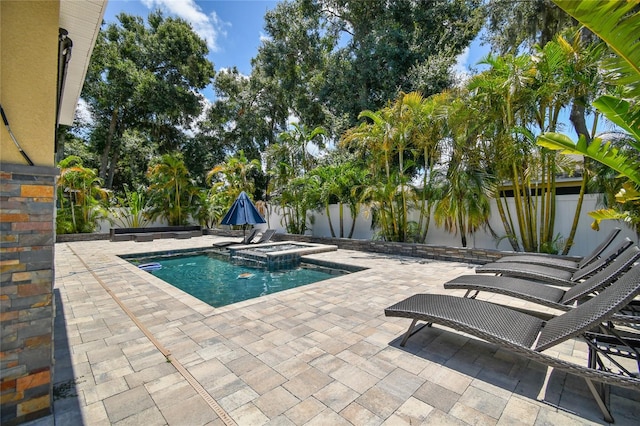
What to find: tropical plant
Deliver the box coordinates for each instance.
[265,123,326,234]
[538,0,640,239]
[342,92,435,242]
[272,123,326,176]
[308,157,370,238]
[468,36,601,253]
[543,31,606,254]
[413,92,448,243]
[56,156,109,234]
[434,94,493,247]
[192,189,229,229]
[275,174,320,235]
[435,167,493,248]
[207,150,262,201]
[109,184,151,228]
[146,153,197,226]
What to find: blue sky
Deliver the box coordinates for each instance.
[104,1,278,72]
[103,0,488,102]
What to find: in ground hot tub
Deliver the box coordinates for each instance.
[229,241,338,270]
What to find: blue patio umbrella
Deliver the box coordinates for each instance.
[220,191,266,236]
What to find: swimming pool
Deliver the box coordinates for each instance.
[128,250,342,308]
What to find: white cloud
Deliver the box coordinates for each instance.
[259,31,271,43]
[452,46,472,86]
[141,0,230,52]
[453,47,470,75]
[287,114,299,126]
[74,98,93,125]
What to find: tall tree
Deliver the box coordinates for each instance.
[342,92,445,242]
[200,67,289,161]
[484,0,575,54]
[265,123,326,234]
[81,12,214,190]
[434,93,493,248]
[252,0,483,136]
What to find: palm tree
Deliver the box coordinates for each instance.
[435,167,493,247]
[310,159,370,238]
[469,41,598,253]
[146,153,195,226]
[192,188,230,229]
[277,174,319,234]
[435,95,493,247]
[265,123,326,234]
[56,156,109,233]
[341,92,429,242]
[468,53,537,251]
[309,165,341,237]
[537,31,606,253]
[207,150,261,200]
[275,123,326,176]
[413,92,447,243]
[538,0,640,239]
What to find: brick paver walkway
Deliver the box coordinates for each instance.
[31,237,639,425]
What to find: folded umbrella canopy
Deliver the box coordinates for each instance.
[220,191,266,237]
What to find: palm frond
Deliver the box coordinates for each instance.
[553,0,640,96]
[538,132,640,186]
[592,95,640,148]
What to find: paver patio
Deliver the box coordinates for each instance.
[32,237,639,425]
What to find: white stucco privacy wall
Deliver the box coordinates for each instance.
[262,193,636,257]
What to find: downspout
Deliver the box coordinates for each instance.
[55,28,73,163]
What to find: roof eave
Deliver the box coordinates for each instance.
[58,0,107,126]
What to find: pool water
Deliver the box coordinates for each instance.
[135,252,336,308]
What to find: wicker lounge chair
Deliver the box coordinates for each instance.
[495,228,621,272]
[250,228,276,244]
[475,238,634,286]
[212,228,259,248]
[444,245,640,312]
[384,264,640,422]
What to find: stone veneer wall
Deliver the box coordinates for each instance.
[271,233,509,264]
[1,163,57,425]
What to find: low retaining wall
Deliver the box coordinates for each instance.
[110,226,202,242]
[56,233,110,242]
[271,233,506,265]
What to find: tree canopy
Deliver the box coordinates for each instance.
[248,0,484,137]
[81,11,215,190]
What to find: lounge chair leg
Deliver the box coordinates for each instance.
[584,378,613,423]
[463,290,479,299]
[400,319,431,347]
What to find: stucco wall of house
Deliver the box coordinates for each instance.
[0,0,59,167]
